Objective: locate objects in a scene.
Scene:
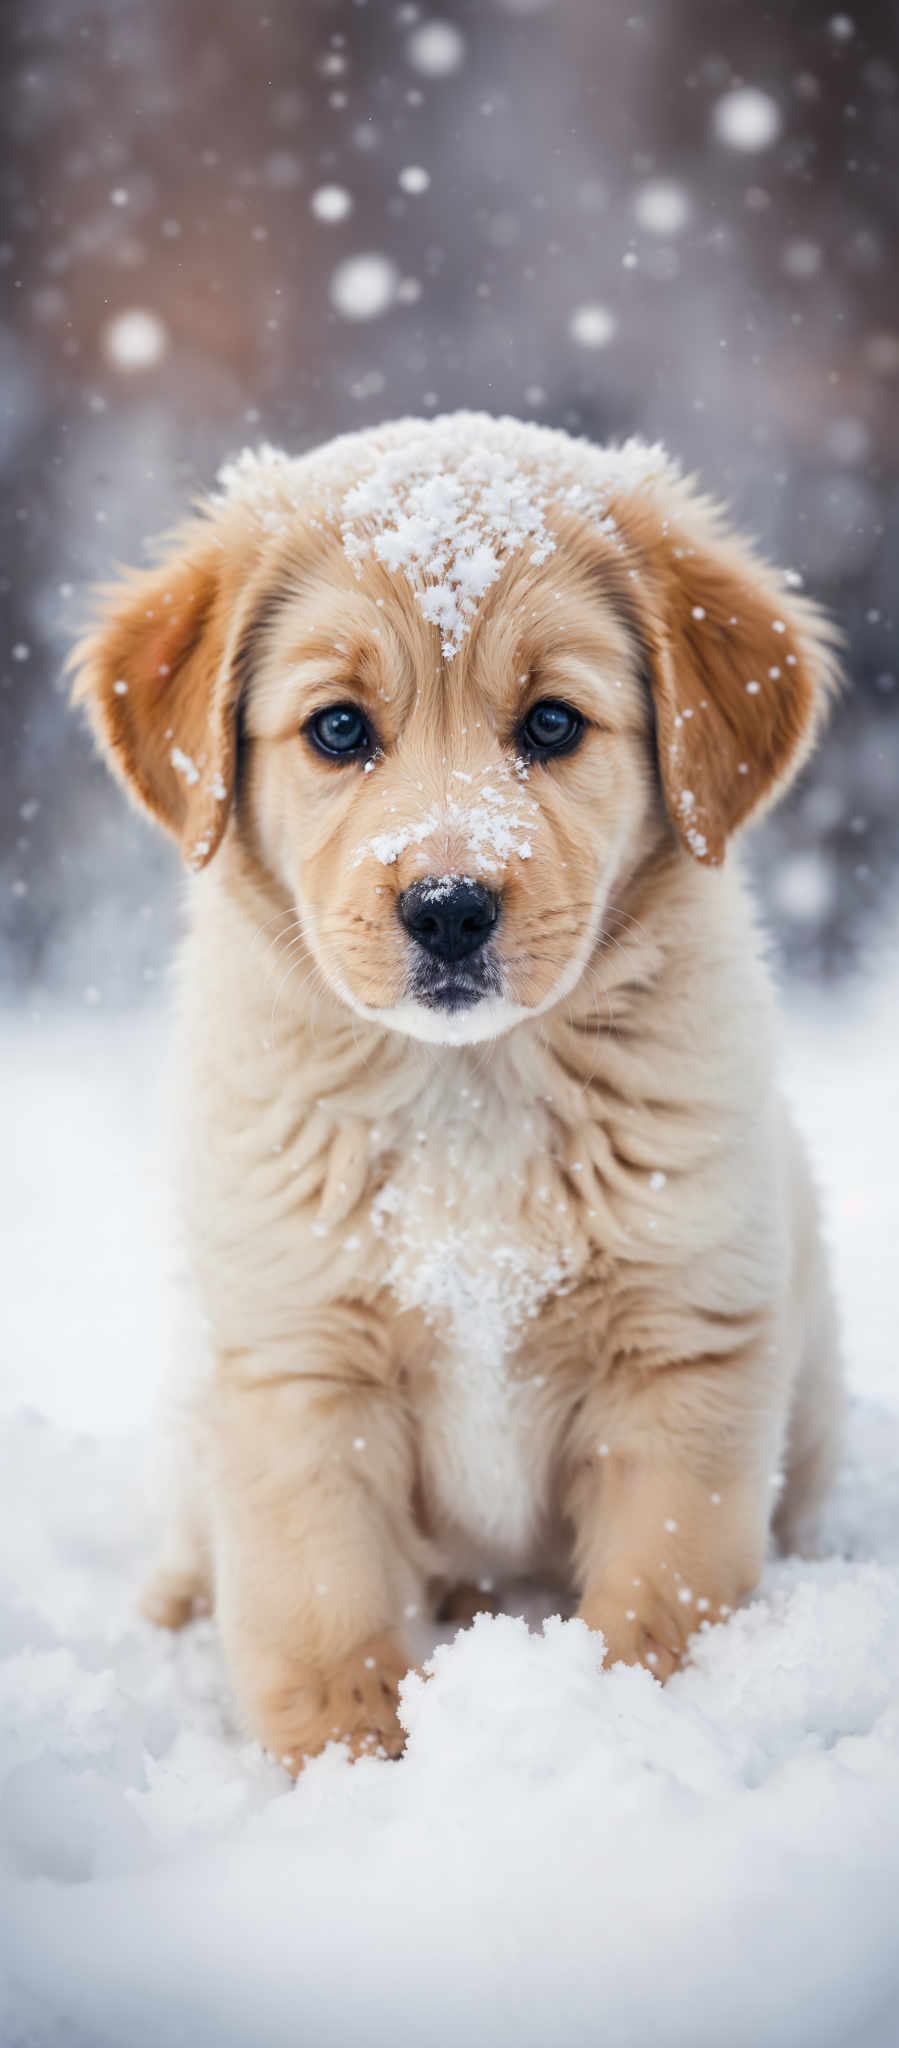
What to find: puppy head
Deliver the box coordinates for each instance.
[71,418,839,1044]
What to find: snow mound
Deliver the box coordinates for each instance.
[1,1403,899,2047]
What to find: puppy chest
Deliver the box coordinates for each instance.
[371,1147,579,1565]
[418,1346,549,1571]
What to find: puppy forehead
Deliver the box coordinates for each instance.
[246,551,431,732]
[463,538,646,724]
[246,516,645,734]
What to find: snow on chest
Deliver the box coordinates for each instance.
[371,1167,575,1561]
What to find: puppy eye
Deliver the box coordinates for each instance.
[519,698,584,757]
[306,703,371,759]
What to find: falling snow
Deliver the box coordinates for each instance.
[405,19,467,78]
[310,184,354,223]
[329,253,400,320]
[569,302,617,348]
[102,308,170,371]
[633,178,691,236]
[712,86,782,153]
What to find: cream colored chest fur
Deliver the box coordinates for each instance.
[367,1072,582,1571]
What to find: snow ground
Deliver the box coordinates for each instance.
[2,957,899,2048]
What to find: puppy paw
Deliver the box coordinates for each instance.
[258,1633,410,1773]
[578,1579,693,1682]
[437,1581,501,1628]
[139,1564,211,1630]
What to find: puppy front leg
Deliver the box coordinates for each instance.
[567,1354,781,1678]
[210,1368,425,1770]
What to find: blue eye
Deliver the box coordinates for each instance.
[307,704,370,758]
[520,699,584,756]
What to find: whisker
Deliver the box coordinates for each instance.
[271,952,330,1038]
[249,906,306,956]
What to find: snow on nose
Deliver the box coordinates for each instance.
[353,764,538,879]
[398,876,501,962]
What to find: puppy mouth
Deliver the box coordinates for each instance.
[409,949,503,1013]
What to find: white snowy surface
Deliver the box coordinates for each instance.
[2,952,899,2048]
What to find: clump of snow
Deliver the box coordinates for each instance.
[353,766,538,872]
[339,431,561,653]
[712,86,782,153]
[1,952,899,2043]
[169,745,200,787]
[398,165,430,194]
[676,787,708,858]
[329,253,399,321]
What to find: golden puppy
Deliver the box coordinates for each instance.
[72,416,843,1768]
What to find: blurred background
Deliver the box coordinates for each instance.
[1,0,896,1006]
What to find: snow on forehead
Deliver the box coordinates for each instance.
[216,414,675,657]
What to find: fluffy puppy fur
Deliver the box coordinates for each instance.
[71,416,843,1769]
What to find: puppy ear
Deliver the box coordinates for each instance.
[613,475,842,865]
[69,524,253,870]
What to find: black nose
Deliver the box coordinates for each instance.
[398,877,500,963]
